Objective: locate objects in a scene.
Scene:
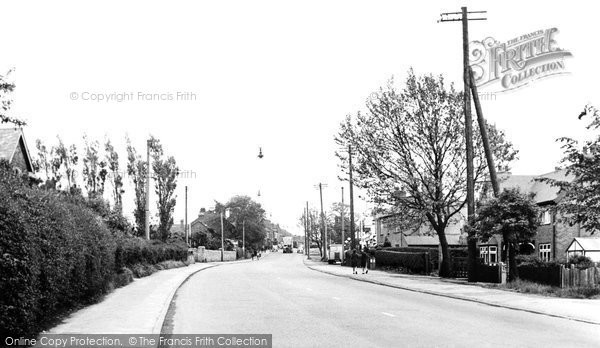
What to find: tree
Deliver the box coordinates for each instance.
[223,195,266,250]
[126,136,147,235]
[53,137,79,193]
[335,70,518,277]
[538,105,600,234]
[82,135,108,198]
[299,208,323,256]
[105,139,124,210]
[474,189,539,281]
[150,136,178,241]
[0,68,25,126]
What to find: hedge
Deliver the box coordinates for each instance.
[114,237,187,269]
[0,165,188,338]
[517,264,562,287]
[475,263,500,283]
[375,250,428,274]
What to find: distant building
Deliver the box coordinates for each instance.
[373,211,464,248]
[0,128,34,175]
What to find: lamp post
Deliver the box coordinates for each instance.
[220,208,230,262]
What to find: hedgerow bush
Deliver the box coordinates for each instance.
[114,237,187,269]
[375,250,428,274]
[0,165,116,338]
[0,164,189,338]
[382,247,439,271]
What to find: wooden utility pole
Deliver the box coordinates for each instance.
[341,186,345,263]
[185,186,188,246]
[348,145,356,251]
[145,139,151,240]
[318,183,328,261]
[306,201,311,259]
[439,7,487,281]
[469,66,500,196]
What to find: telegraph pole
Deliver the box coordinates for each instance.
[145,139,151,240]
[348,145,356,250]
[439,7,487,281]
[242,220,245,257]
[341,186,345,263]
[318,183,328,261]
[220,211,225,262]
[185,186,188,246]
[306,201,311,259]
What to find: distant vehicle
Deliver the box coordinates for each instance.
[328,244,343,264]
[283,236,293,253]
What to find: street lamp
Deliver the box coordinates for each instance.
[221,208,230,262]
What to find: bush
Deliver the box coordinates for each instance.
[114,237,187,269]
[517,263,562,287]
[0,165,189,339]
[568,255,594,269]
[375,250,428,274]
[0,166,116,338]
[382,247,439,271]
[475,263,500,283]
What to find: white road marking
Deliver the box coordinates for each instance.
[332,297,341,300]
[381,312,395,317]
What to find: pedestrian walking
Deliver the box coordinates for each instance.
[253,249,257,260]
[351,249,359,274]
[361,246,369,274]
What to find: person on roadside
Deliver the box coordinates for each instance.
[361,246,369,274]
[351,249,359,274]
[253,249,257,260]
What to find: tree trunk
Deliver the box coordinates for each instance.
[437,229,451,277]
[467,233,478,282]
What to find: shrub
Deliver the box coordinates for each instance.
[517,263,562,287]
[0,166,116,338]
[382,247,439,271]
[475,263,500,283]
[114,237,187,269]
[375,250,428,274]
[568,255,594,269]
[0,165,188,339]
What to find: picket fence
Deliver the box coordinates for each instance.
[561,265,600,288]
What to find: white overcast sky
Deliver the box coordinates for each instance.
[2,0,598,235]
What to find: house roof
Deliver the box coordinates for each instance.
[567,237,600,251]
[0,128,33,172]
[498,169,573,204]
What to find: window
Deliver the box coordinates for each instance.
[479,247,488,264]
[489,246,498,264]
[539,243,551,262]
[539,210,552,225]
[479,246,497,264]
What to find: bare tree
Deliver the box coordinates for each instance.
[336,70,517,277]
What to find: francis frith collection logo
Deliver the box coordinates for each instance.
[470,28,572,92]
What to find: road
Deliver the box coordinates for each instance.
[166,251,600,347]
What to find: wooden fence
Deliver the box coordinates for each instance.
[561,265,600,288]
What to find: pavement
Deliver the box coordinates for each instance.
[45,257,255,335]
[303,257,600,325]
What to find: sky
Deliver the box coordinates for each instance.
[2,0,598,235]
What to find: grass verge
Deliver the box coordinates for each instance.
[495,279,600,299]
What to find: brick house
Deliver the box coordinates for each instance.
[374,211,464,248]
[481,169,595,263]
[0,128,34,175]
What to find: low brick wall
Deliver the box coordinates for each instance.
[203,249,236,262]
[194,246,205,262]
